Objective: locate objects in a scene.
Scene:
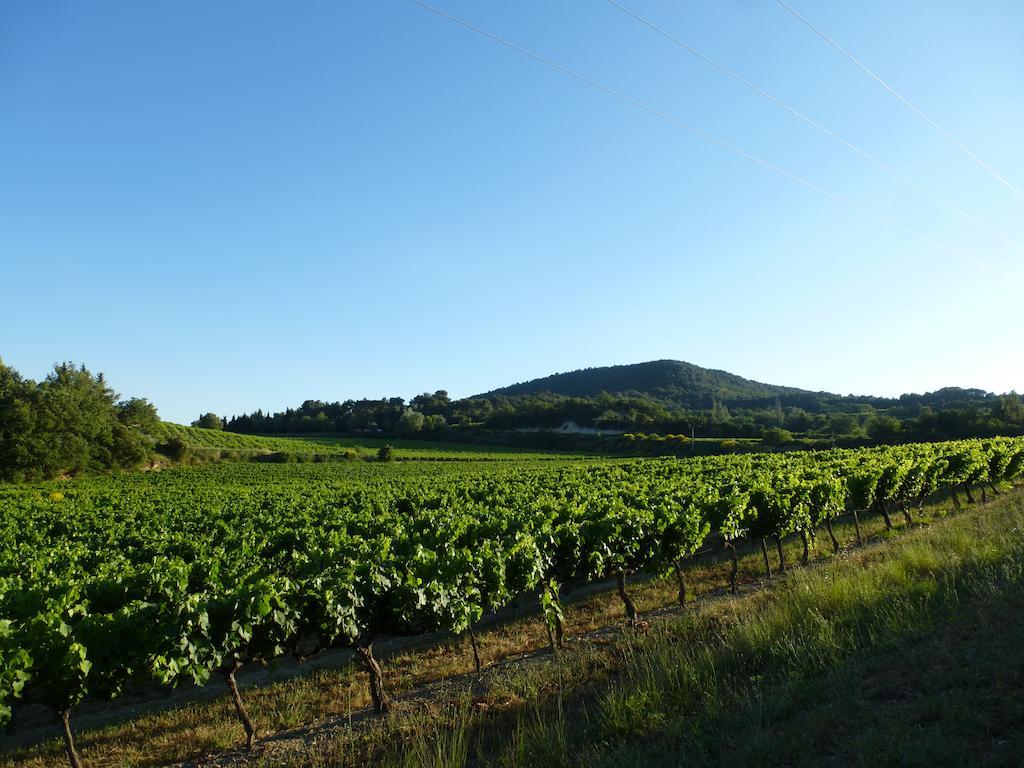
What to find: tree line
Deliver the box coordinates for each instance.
[218,388,1024,444]
[219,392,455,435]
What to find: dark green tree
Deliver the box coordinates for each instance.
[192,413,225,430]
[761,426,794,446]
[395,409,425,435]
[0,360,35,481]
[117,398,160,433]
[0,361,156,481]
[867,414,903,441]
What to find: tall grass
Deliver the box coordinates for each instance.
[496,700,572,768]
[382,701,473,768]
[582,498,1024,767]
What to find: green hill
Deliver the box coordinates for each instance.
[478,359,815,409]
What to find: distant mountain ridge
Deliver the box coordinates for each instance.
[477,360,820,410]
[217,358,1015,441]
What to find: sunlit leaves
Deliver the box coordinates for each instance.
[0,437,1021,728]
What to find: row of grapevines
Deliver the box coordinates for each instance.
[1,438,1021,765]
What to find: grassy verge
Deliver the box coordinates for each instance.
[566,495,1024,768]
[3,491,1021,767]
[656,576,1024,767]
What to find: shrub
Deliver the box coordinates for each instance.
[256,451,292,463]
[761,427,794,446]
[158,437,190,462]
[377,445,394,462]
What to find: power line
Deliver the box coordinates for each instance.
[775,0,1024,204]
[605,0,1024,255]
[407,0,982,266]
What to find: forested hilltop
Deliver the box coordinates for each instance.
[222,360,1024,445]
[480,359,811,407]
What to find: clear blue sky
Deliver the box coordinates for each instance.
[2,1,1022,423]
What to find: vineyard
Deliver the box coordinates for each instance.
[156,424,357,453]
[157,424,581,461]
[1,438,1023,767]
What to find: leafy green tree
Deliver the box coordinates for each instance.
[828,412,860,437]
[784,408,813,432]
[0,360,35,481]
[32,364,121,477]
[710,399,731,424]
[761,427,794,446]
[4,363,143,479]
[410,390,451,416]
[0,361,156,481]
[994,393,1024,425]
[192,413,224,430]
[117,398,159,432]
[867,414,903,441]
[422,414,447,433]
[395,409,425,435]
[158,437,190,462]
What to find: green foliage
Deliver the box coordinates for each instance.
[539,579,564,641]
[0,436,1021,736]
[377,445,395,462]
[20,611,93,711]
[0,619,31,725]
[396,409,426,435]
[157,437,190,462]
[220,361,1024,442]
[481,360,805,407]
[0,360,159,482]
[192,412,224,430]
[761,426,794,446]
[409,390,452,416]
[423,414,447,433]
[117,398,160,433]
[157,424,566,461]
[867,414,903,441]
